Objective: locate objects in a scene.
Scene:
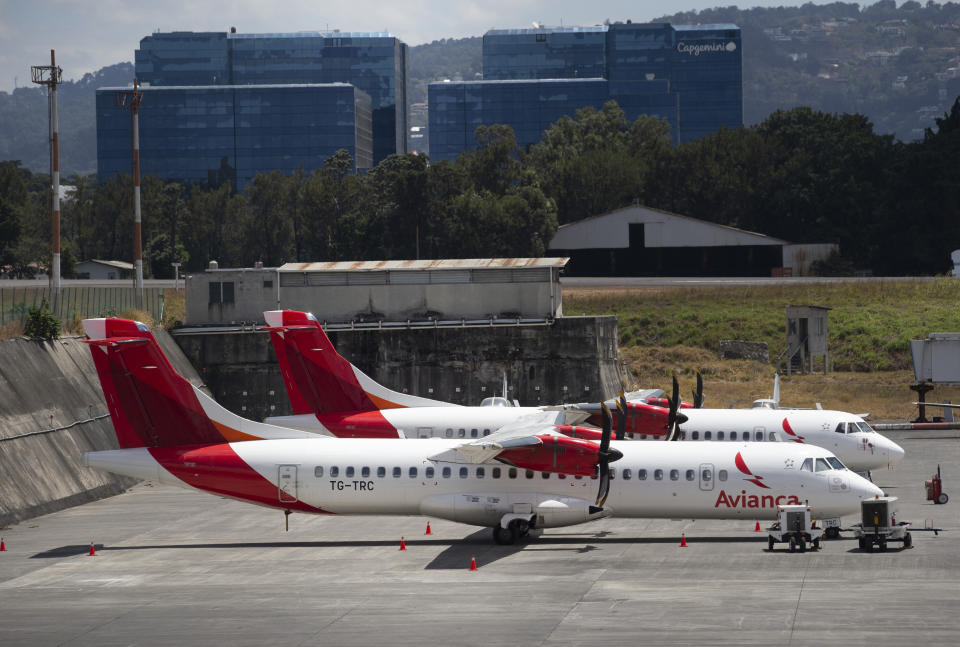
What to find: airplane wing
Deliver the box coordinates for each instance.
[914,401,960,409]
[427,411,569,464]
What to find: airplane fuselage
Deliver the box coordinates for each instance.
[85,438,882,529]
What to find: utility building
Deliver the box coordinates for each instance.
[185,258,568,326]
[548,204,837,277]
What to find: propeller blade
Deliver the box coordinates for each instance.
[694,370,704,408]
[600,403,612,454]
[597,460,610,507]
[667,371,682,441]
[616,391,627,440]
[595,403,621,507]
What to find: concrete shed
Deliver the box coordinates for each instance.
[549,205,837,276]
[185,258,568,326]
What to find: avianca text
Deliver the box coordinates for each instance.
[714,490,801,508]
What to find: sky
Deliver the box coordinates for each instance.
[1,0,859,94]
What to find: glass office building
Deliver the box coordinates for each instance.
[96,84,372,191]
[429,22,741,160]
[98,29,405,186]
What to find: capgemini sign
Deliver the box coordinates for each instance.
[677,41,738,56]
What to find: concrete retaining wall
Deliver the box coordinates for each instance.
[171,316,626,422]
[0,329,204,527]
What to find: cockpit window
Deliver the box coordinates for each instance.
[800,458,813,472]
[835,423,846,434]
[825,456,846,470]
[815,458,831,472]
[855,421,874,434]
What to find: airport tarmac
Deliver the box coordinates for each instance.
[1,429,957,646]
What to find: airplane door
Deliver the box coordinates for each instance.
[278,465,298,503]
[699,463,715,491]
[416,427,433,438]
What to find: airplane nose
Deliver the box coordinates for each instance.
[884,438,905,464]
[853,473,885,499]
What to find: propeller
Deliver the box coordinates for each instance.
[595,403,623,508]
[692,370,704,408]
[615,391,628,440]
[666,372,688,441]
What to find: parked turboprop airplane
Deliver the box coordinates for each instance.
[260,311,904,473]
[81,318,884,545]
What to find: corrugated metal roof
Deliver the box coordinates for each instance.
[278,258,569,272]
[79,259,134,270]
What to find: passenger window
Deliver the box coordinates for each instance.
[718,469,727,481]
[314,466,323,478]
[704,431,712,440]
[692,431,699,440]
[409,467,418,478]
[460,467,468,478]
[670,469,679,481]
[392,467,401,478]
[458,429,466,437]
[574,475,583,480]
[680,431,687,440]
[445,428,453,438]
[769,432,777,441]
[541,472,550,479]
[492,467,501,479]
[717,431,725,440]
[701,468,712,482]
[377,467,386,478]
[638,469,647,480]
[476,467,485,479]
[483,429,491,436]
[508,468,517,479]
[730,432,737,441]
[686,469,695,481]
[654,469,663,480]
[346,466,355,478]
[525,470,534,479]
[815,458,830,472]
[800,458,813,472]
[755,431,763,441]
[425,466,434,478]
[558,474,567,479]
[361,467,370,478]
[471,428,478,438]
[742,433,749,442]
[622,468,632,480]
[330,466,339,478]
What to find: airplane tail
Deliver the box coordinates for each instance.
[84,318,316,449]
[263,310,456,415]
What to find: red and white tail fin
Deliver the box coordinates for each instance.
[263,310,456,415]
[83,318,317,449]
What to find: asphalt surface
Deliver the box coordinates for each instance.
[1,428,957,646]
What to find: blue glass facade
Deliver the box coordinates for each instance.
[429,22,741,160]
[96,84,372,191]
[99,29,405,184]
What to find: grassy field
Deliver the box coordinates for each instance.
[565,280,960,421]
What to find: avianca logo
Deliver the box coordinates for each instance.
[715,490,802,508]
[782,417,805,443]
[734,451,770,489]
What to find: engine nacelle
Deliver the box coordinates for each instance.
[584,402,671,436]
[554,424,603,441]
[498,434,600,476]
[419,493,608,528]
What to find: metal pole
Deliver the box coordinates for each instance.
[48,51,62,312]
[132,78,143,309]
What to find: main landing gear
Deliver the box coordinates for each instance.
[492,518,532,545]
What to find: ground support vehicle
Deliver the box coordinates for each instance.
[853,497,912,551]
[925,465,948,504]
[767,505,823,552]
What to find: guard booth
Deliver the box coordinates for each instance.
[784,305,829,375]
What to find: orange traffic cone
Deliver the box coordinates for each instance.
[679,533,688,548]
[755,521,762,532]
[399,536,406,551]
[1,537,6,551]
[88,542,96,556]
[425,521,432,535]
[469,555,477,571]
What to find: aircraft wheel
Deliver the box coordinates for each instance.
[492,525,517,545]
[936,492,949,504]
[788,536,796,553]
[768,537,775,551]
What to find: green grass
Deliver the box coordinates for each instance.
[564,279,960,371]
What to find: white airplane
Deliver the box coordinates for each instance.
[81,317,883,544]
[259,310,904,473]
